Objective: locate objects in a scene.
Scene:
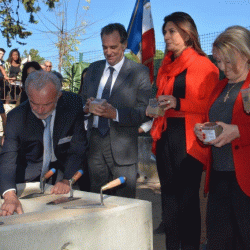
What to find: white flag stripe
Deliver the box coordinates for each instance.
[142,2,154,34]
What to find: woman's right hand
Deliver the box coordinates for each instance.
[4,76,9,81]
[158,95,176,110]
[194,123,205,142]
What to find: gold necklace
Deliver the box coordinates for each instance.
[223,82,240,102]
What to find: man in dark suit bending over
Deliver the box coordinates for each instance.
[81,23,151,198]
[0,70,87,216]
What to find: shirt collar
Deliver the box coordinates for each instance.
[105,57,125,74]
[40,109,56,125]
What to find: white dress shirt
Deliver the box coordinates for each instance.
[92,57,125,128]
[140,119,153,133]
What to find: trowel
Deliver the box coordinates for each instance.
[63,176,126,209]
[20,168,56,199]
[46,169,83,205]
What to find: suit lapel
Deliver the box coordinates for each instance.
[110,58,131,99]
[26,106,44,144]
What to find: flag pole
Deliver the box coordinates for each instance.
[127,0,141,38]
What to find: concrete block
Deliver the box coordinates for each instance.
[0,183,153,250]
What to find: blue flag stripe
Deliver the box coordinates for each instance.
[127,0,144,55]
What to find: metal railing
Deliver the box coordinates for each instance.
[0,80,23,104]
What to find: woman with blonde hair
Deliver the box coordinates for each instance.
[149,12,219,249]
[194,25,250,249]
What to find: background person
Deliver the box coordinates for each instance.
[44,60,64,85]
[0,70,87,216]
[44,60,52,72]
[0,49,8,145]
[52,71,64,86]
[194,25,250,250]
[0,99,7,146]
[20,61,42,104]
[0,48,9,96]
[40,64,46,70]
[81,23,151,198]
[5,49,22,81]
[78,67,89,95]
[5,49,23,101]
[77,66,90,192]
[0,48,5,67]
[149,12,219,249]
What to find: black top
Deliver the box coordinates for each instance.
[173,69,187,99]
[209,81,244,171]
[9,65,21,78]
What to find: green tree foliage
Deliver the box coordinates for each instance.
[125,49,164,63]
[22,49,45,64]
[125,53,140,63]
[0,0,59,47]
[63,61,89,93]
[154,49,164,59]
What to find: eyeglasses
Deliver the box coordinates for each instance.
[45,65,52,68]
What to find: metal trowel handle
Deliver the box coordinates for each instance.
[41,168,56,193]
[70,170,84,185]
[69,170,83,198]
[101,177,126,192]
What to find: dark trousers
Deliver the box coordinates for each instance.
[207,170,250,250]
[156,118,203,250]
[77,156,90,192]
[87,129,137,198]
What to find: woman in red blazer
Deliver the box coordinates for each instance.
[195,25,250,250]
[149,12,219,249]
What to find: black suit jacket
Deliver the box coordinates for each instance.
[0,91,87,194]
[81,58,151,165]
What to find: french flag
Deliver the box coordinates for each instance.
[127,0,156,83]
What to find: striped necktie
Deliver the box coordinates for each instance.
[41,115,52,179]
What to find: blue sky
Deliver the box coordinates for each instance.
[2,0,250,69]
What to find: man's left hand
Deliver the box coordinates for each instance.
[92,102,117,119]
[50,179,70,194]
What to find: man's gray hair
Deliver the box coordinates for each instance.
[44,60,52,66]
[25,70,62,96]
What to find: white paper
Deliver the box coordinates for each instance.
[202,129,216,142]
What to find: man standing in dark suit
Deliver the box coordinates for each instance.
[0,70,87,216]
[81,23,151,198]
